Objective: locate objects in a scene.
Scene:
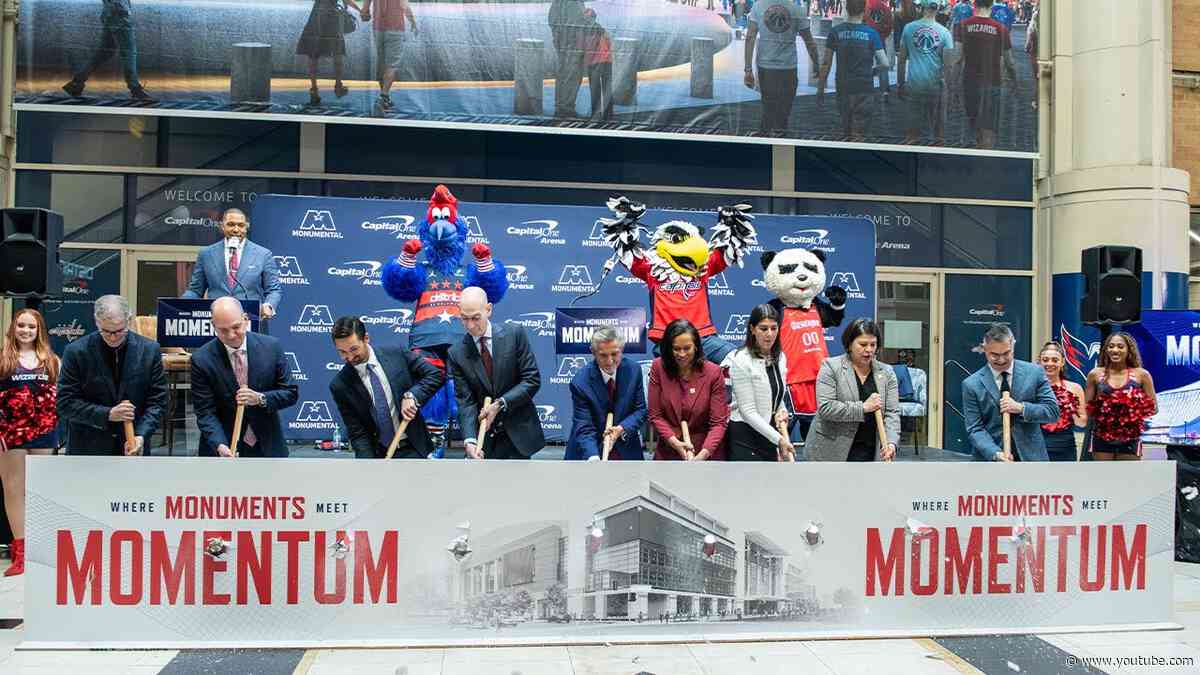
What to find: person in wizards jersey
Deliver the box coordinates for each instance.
[381,185,509,457]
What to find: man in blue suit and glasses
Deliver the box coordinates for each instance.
[183,208,282,321]
[566,326,647,461]
[962,323,1059,462]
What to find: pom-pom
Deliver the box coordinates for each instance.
[1087,387,1156,443]
[1041,383,1079,433]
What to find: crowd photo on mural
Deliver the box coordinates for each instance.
[17,0,1039,152]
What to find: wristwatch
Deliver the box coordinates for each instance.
[257,392,267,407]
[402,392,417,404]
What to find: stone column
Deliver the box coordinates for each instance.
[514,39,545,115]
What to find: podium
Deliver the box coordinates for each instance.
[156,297,261,350]
[554,306,647,354]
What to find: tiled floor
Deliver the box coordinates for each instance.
[2,560,1199,674]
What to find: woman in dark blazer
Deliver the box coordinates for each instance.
[647,319,729,461]
[806,318,899,462]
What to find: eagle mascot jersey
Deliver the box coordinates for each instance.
[599,197,757,364]
[380,185,509,457]
[761,248,847,416]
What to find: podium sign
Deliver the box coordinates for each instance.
[156,298,260,349]
[555,306,647,354]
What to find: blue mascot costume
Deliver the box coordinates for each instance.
[380,185,509,457]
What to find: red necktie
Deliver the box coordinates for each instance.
[231,349,257,446]
[228,247,239,289]
[480,336,493,381]
[607,376,616,406]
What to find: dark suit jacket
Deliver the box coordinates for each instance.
[190,332,299,457]
[329,345,445,458]
[963,359,1059,461]
[566,357,647,460]
[647,358,729,461]
[449,322,545,457]
[57,331,167,455]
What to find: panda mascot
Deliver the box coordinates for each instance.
[761,248,847,441]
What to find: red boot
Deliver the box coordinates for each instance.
[4,538,24,576]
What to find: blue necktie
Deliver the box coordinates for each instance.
[367,364,395,449]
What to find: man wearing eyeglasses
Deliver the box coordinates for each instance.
[57,295,167,455]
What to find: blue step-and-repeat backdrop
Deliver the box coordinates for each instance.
[253,195,876,444]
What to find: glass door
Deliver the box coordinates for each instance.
[876,272,942,452]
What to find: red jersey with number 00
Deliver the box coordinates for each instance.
[780,305,828,414]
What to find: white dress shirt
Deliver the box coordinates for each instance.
[474,321,494,358]
[223,237,245,284]
[990,363,1015,394]
[355,345,404,438]
[225,338,248,374]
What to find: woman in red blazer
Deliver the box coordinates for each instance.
[648,319,730,461]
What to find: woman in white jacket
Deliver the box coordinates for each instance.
[728,304,796,461]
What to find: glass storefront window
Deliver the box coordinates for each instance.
[132,175,299,245]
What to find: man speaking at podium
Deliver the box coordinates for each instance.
[182,208,282,321]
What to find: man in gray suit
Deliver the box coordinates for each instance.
[183,208,282,320]
[962,323,1059,462]
[449,286,544,459]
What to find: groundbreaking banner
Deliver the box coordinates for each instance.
[1127,310,1200,446]
[16,0,1037,154]
[251,194,876,444]
[24,459,1175,648]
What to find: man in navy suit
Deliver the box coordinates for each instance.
[566,326,647,460]
[58,295,167,455]
[449,287,545,459]
[191,297,299,457]
[328,316,445,459]
[962,323,1059,461]
[182,208,282,320]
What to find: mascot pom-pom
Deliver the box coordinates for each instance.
[761,247,846,425]
[380,185,509,457]
[600,196,757,364]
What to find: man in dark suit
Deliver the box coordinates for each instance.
[963,323,1059,462]
[57,295,167,455]
[190,297,299,457]
[328,316,445,459]
[182,208,282,320]
[449,286,544,459]
[566,326,647,461]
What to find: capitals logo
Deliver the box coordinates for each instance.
[291,304,334,334]
[360,214,417,238]
[551,356,589,385]
[1060,324,1101,381]
[292,210,344,239]
[284,352,308,382]
[536,405,563,431]
[505,264,535,291]
[507,220,566,246]
[583,219,610,248]
[720,314,750,342]
[552,265,596,294]
[359,308,413,334]
[763,4,795,33]
[274,256,311,286]
[828,272,867,300]
[327,260,383,286]
[912,24,948,55]
[780,228,834,252]
[290,401,337,431]
[462,216,489,244]
[506,312,555,338]
[707,272,734,297]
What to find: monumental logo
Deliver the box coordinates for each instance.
[507,220,566,246]
[506,312,555,338]
[780,228,835,252]
[284,352,309,382]
[462,216,489,244]
[360,214,417,238]
[274,256,311,286]
[552,265,596,294]
[536,405,563,432]
[551,356,589,385]
[290,400,337,432]
[505,265,535,291]
[707,272,735,297]
[360,308,413,334]
[829,272,867,300]
[720,314,750,342]
[48,319,86,342]
[291,304,335,334]
[292,210,344,239]
[583,219,610,248]
[328,260,383,286]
